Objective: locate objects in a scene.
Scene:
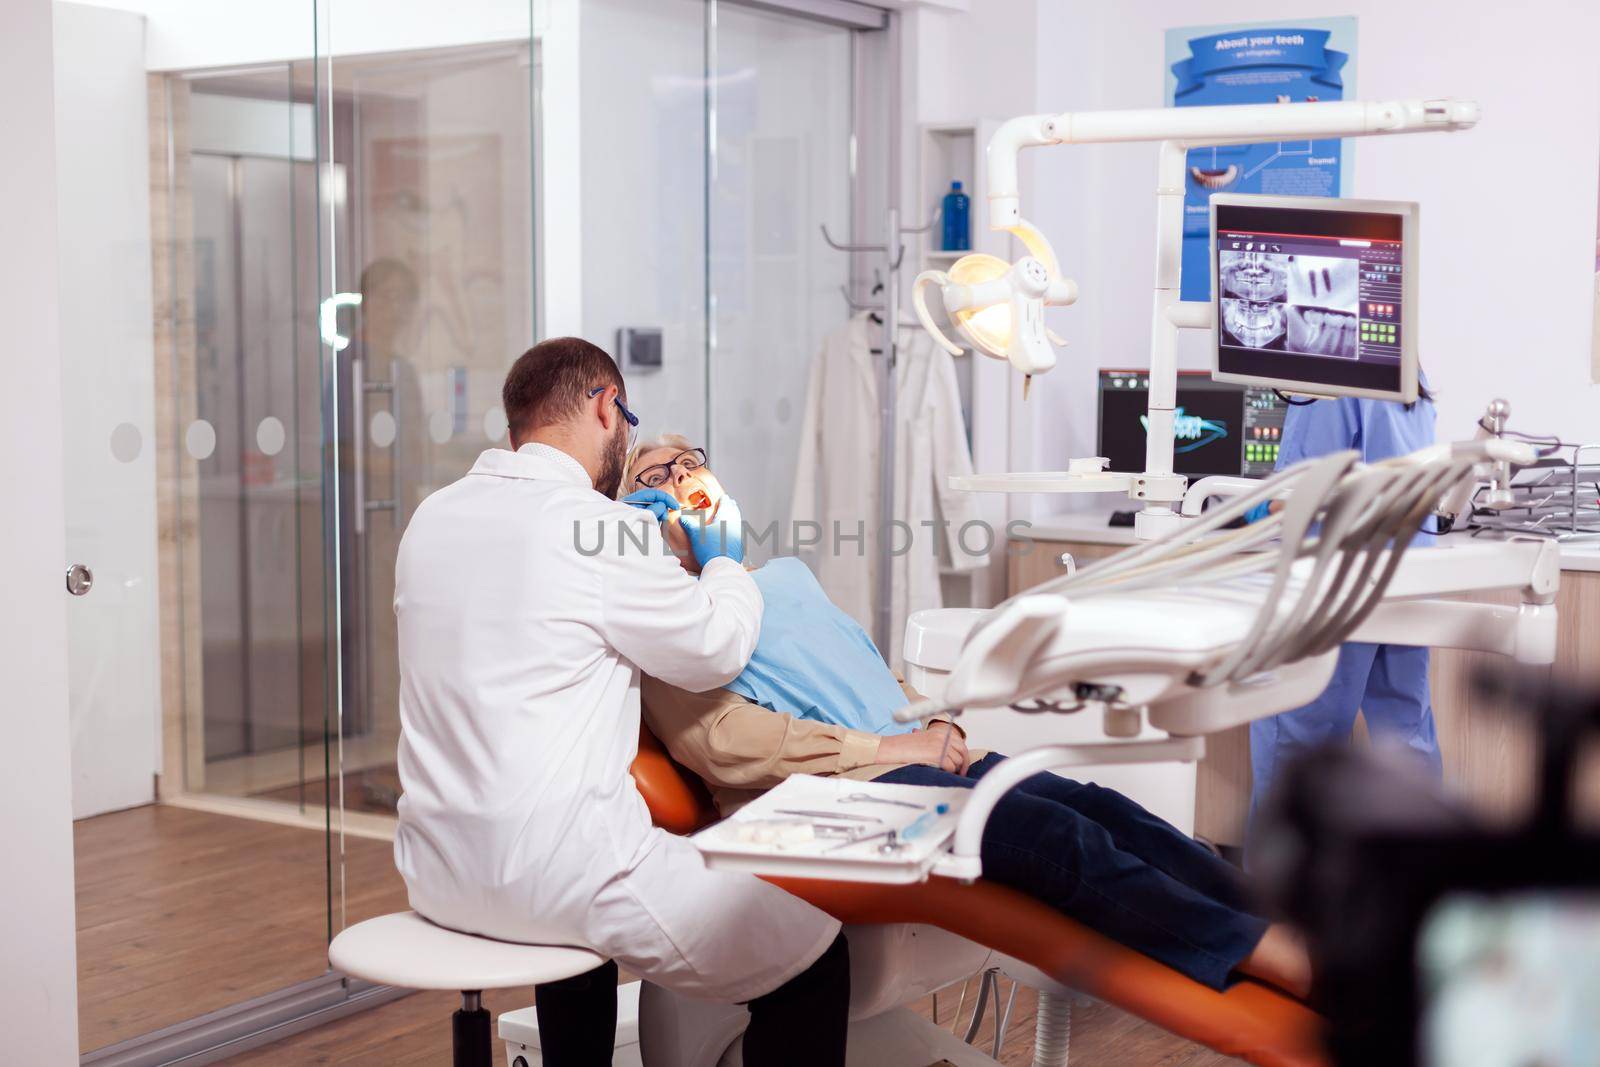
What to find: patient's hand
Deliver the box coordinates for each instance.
[878,722,969,774]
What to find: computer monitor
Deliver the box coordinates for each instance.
[1210,194,1420,403]
[1098,370,1287,479]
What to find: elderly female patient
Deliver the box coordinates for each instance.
[622,434,1312,998]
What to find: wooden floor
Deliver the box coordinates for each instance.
[252,764,404,816]
[76,804,1241,1065]
[74,803,411,1052]
[233,982,1243,1066]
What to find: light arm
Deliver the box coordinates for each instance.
[985,98,1480,229]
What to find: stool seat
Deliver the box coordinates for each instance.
[330,911,604,991]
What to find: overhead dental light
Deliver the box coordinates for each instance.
[912,222,1077,395]
[908,97,1478,538]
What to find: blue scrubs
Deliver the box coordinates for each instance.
[1249,389,1444,824]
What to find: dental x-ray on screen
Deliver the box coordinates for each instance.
[1219,250,1360,358]
[1211,194,1420,403]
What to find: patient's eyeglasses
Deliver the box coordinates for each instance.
[588,385,639,449]
[634,448,708,490]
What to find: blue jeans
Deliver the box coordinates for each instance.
[875,753,1270,990]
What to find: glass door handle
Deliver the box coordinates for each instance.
[351,359,403,530]
[361,377,399,527]
[66,563,94,596]
[352,356,368,534]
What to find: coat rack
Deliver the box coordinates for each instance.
[819,207,935,660]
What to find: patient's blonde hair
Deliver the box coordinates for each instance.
[619,432,698,499]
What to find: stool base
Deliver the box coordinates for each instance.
[454,991,492,1067]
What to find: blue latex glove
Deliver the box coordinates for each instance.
[621,488,682,522]
[680,495,746,567]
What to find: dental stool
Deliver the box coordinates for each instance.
[328,910,604,1067]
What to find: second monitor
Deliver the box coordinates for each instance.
[1098,370,1286,479]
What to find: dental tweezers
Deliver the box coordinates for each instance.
[772,808,883,824]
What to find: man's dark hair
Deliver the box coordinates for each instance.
[502,337,626,446]
[358,257,419,305]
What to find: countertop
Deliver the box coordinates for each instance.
[1016,503,1600,574]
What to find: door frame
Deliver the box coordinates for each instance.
[1,0,81,1060]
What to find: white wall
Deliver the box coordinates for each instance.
[55,1,164,819]
[0,0,82,1060]
[1019,1,1600,511]
[1027,0,1113,512]
[904,0,1037,125]
[901,0,1043,534]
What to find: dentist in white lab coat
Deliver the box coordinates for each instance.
[393,337,849,1064]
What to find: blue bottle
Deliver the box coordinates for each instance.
[941,181,970,251]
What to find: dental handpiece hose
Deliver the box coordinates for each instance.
[1435,398,1512,531]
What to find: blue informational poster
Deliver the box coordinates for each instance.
[1164,19,1358,301]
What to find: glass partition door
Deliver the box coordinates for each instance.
[577,0,859,560]
[314,20,539,928]
[708,4,854,561]
[60,1,539,1057]
[175,66,331,806]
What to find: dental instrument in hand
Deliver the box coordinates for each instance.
[935,720,958,770]
[619,488,681,522]
[838,793,926,810]
[680,494,746,566]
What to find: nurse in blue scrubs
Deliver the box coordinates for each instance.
[1248,380,1444,825]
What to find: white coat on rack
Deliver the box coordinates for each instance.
[791,312,987,667]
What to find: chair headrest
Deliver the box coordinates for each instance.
[630,726,721,835]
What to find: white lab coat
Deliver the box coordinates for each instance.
[790,313,987,666]
[392,443,839,1001]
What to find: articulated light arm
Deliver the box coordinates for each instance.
[985,98,1480,229]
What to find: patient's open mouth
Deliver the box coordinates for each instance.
[675,471,724,513]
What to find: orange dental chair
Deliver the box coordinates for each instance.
[630,728,1327,1067]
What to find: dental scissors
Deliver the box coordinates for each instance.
[837,793,926,810]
